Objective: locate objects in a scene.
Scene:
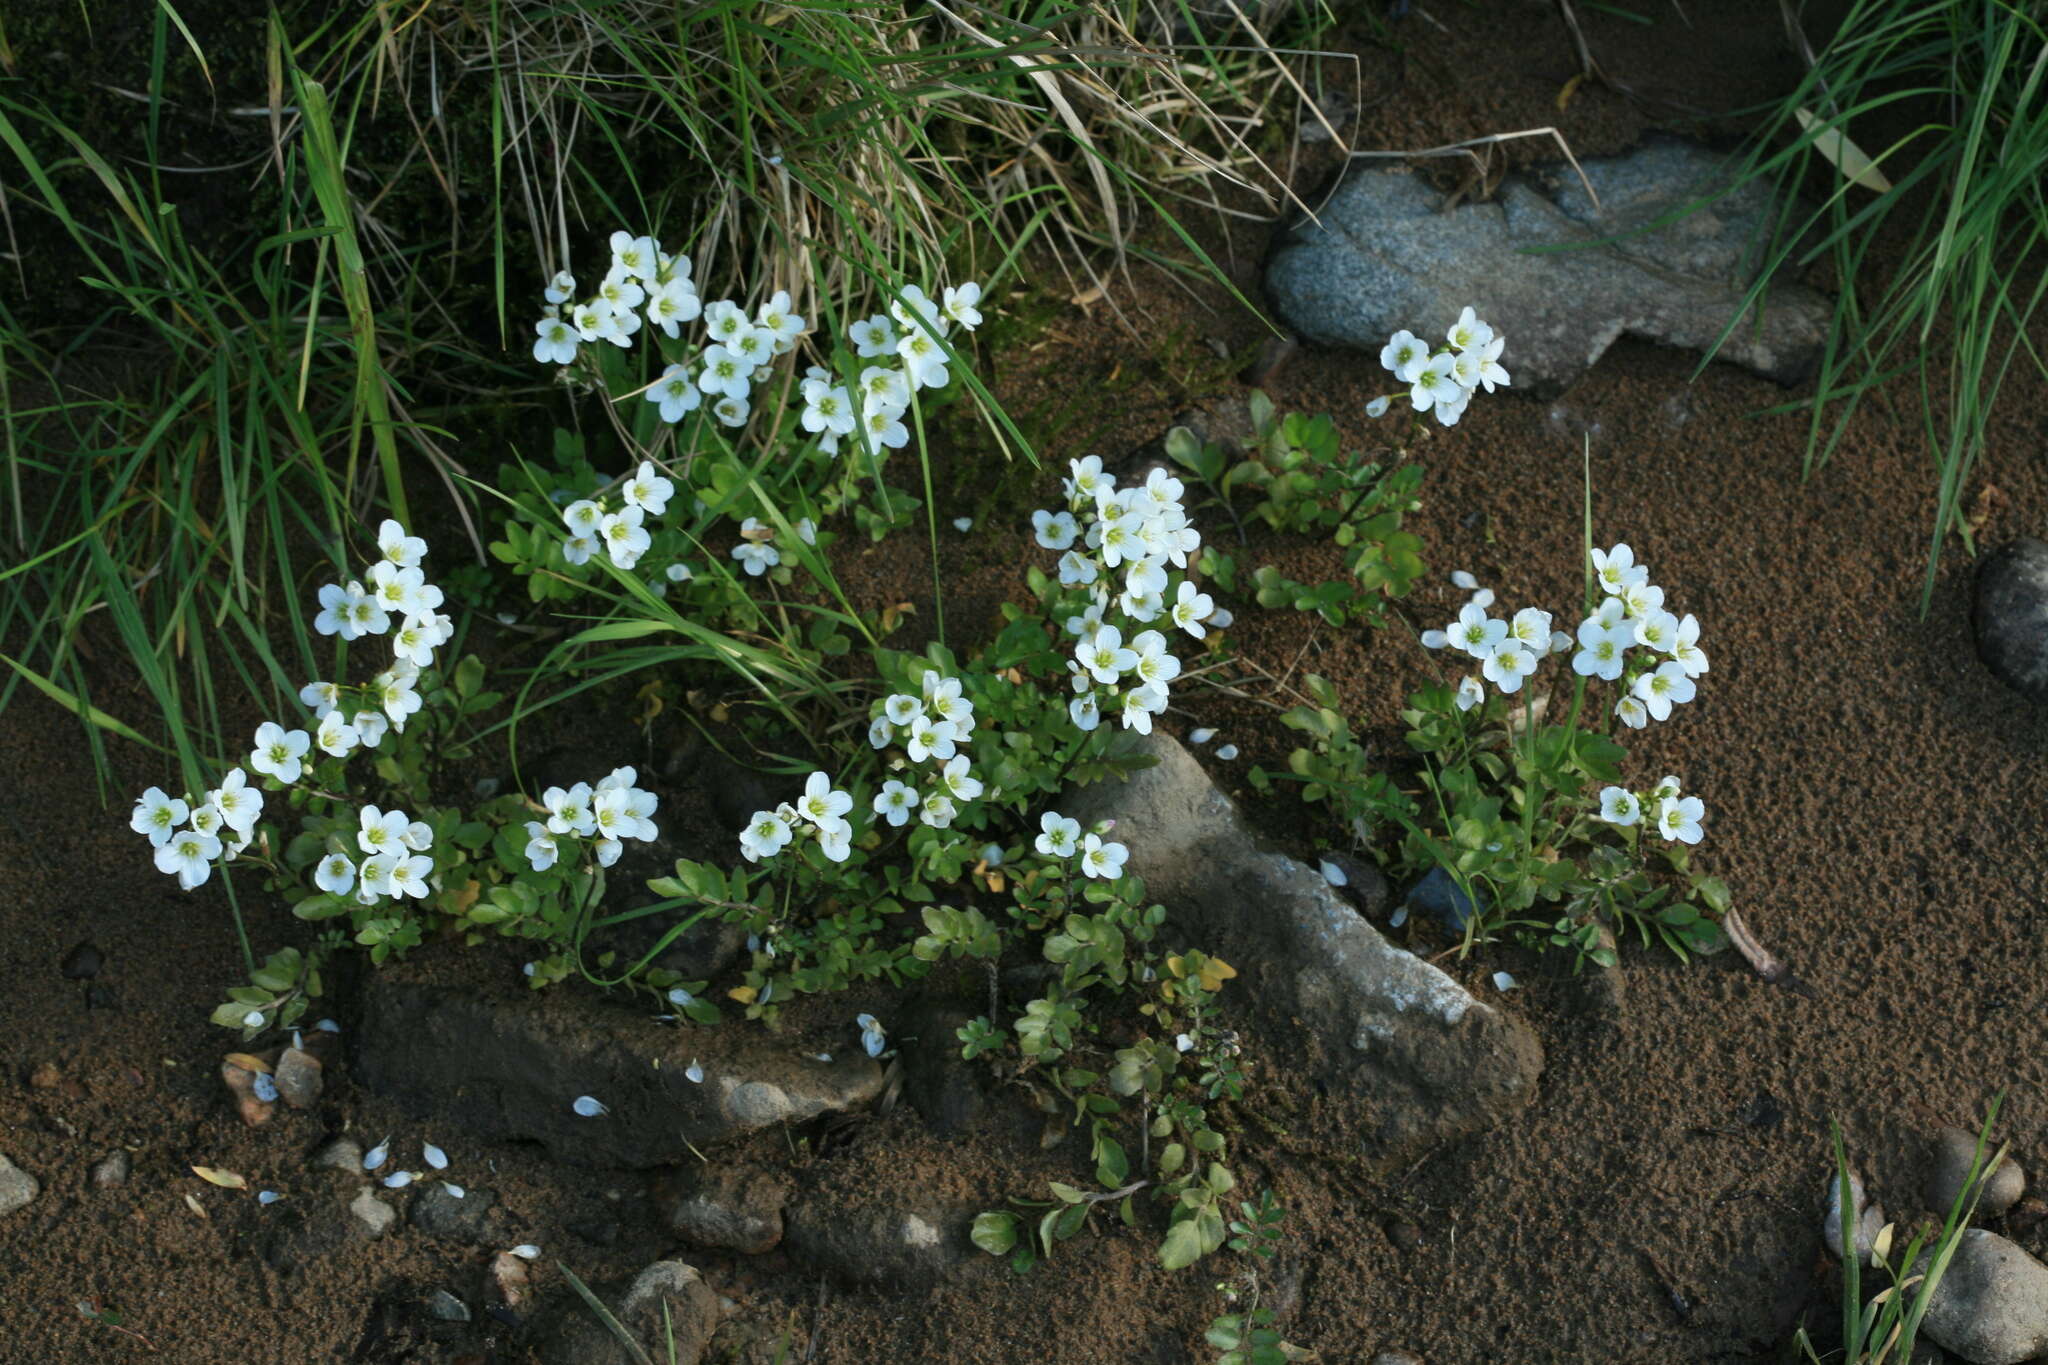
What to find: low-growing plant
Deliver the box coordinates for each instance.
[1259,468,1732,968]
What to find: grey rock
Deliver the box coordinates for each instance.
[1928,1126,2026,1219]
[310,1137,363,1176]
[410,1181,500,1244]
[782,1199,973,1292]
[349,1186,397,1238]
[91,1151,131,1189]
[1822,1167,1885,1265]
[0,1155,40,1216]
[1973,539,2048,704]
[1373,1353,1425,1365]
[1267,137,1832,394]
[1064,732,1542,1167]
[1917,1229,2048,1365]
[656,1165,787,1255]
[273,1048,323,1110]
[355,957,885,1167]
[1405,865,1483,934]
[535,1260,720,1365]
[425,1289,470,1323]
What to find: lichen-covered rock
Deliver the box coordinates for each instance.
[1063,733,1541,1168]
[1266,137,1831,394]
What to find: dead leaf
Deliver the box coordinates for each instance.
[727,985,758,1005]
[191,1166,248,1189]
[1556,72,1586,112]
[1795,108,1893,192]
[1967,483,2008,541]
[1722,907,1817,998]
[183,1193,207,1219]
[224,1052,271,1075]
[449,879,482,915]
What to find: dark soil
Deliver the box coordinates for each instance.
[6,1,2048,1362]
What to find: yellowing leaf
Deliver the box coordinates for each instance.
[184,1193,208,1218]
[1795,108,1893,192]
[1197,958,1238,992]
[727,985,757,1005]
[449,879,481,915]
[224,1053,272,1075]
[192,1166,248,1189]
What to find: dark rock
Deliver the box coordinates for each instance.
[355,953,886,1167]
[1266,137,1832,394]
[91,1151,131,1189]
[1973,539,2048,704]
[259,1201,351,1275]
[1320,852,1390,918]
[1385,1220,1424,1254]
[1916,1229,2048,1364]
[1064,732,1543,1168]
[533,1260,720,1365]
[782,1198,974,1293]
[274,1048,323,1110]
[0,1155,39,1216]
[425,1289,470,1323]
[1405,866,1483,934]
[655,1165,787,1255]
[1928,1125,2026,1219]
[60,940,102,979]
[410,1181,500,1244]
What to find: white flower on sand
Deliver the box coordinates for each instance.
[1572,616,1631,681]
[1450,603,1507,659]
[1596,787,1641,826]
[1672,613,1709,678]
[1632,660,1697,722]
[1481,643,1536,694]
[1654,793,1705,845]
[1592,543,1648,596]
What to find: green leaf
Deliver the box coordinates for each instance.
[1159,1217,1207,1271]
[971,1211,1018,1256]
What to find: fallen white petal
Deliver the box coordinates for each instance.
[383,1170,415,1189]
[1318,858,1348,888]
[257,1190,282,1206]
[1419,630,1449,650]
[1451,570,1478,590]
[510,1244,541,1260]
[952,516,973,532]
[1189,727,1215,745]
[1469,588,1495,609]
[685,1060,705,1084]
[315,1019,341,1034]
[1492,971,1518,992]
[422,1144,448,1171]
[442,1182,466,1199]
[363,1138,390,1172]
[1389,905,1409,928]
[572,1095,609,1117]
[1214,744,1239,761]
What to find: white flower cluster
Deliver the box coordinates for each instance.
[1422,544,1708,730]
[524,767,661,871]
[739,770,858,864]
[559,461,676,572]
[1595,774,1705,845]
[864,670,984,832]
[310,804,437,905]
[1033,811,1128,880]
[1373,306,1510,427]
[532,231,805,431]
[730,514,815,578]
[1035,457,1228,736]
[130,519,448,891]
[306,518,451,756]
[801,283,983,458]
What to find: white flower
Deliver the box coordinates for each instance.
[299,680,339,718]
[1433,388,1473,427]
[1481,644,1535,693]
[815,819,852,863]
[646,365,702,423]
[938,755,983,802]
[919,793,958,829]
[1615,695,1648,729]
[1447,306,1492,353]
[313,580,367,639]
[543,270,576,305]
[1409,353,1462,410]
[1170,581,1216,638]
[857,1012,889,1057]
[1597,787,1641,826]
[562,499,604,538]
[712,394,752,428]
[1506,608,1551,652]
[1119,684,1168,734]
[1076,625,1136,685]
[1079,833,1128,880]
[563,534,598,566]
[1068,692,1101,731]
[390,614,439,670]
[1380,329,1430,382]
[377,518,427,569]
[314,852,356,896]
[155,827,220,889]
[532,316,579,366]
[1572,617,1631,680]
[739,810,793,862]
[796,771,854,827]
[1620,579,1665,620]
[208,768,262,835]
[732,540,780,576]
[1654,794,1705,845]
[1033,509,1080,550]
[873,780,921,827]
[1366,395,1392,419]
[848,314,897,357]
[1673,614,1708,677]
[941,281,983,331]
[1036,812,1082,858]
[315,710,360,758]
[755,289,805,350]
[1056,550,1098,587]
[896,326,950,389]
[131,786,189,847]
[600,506,650,568]
[1631,608,1679,654]
[1633,661,1697,721]
[544,783,597,837]
[905,714,958,764]
[623,461,674,516]
[1450,603,1507,659]
[883,693,925,727]
[355,805,407,856]
[386,852,433,899]
[1472,334,1510,392]
[1454,676,1484,712]
[249,723,310,787]
[1592,544,1648,596]
[646,278,702,338]
[800,378,856,438]
[1129,630,1181,687]
[523,821,558,872]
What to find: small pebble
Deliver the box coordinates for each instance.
[493,1251,531,1307]
[311,1137,363,1174]
[349,1188,396,1238]
[425,1289,470,1323]
[60,941,103,980]
[1927,1125,2026,1218]
[29,1062,61,1090]
[91,1151,131,1189]
[1822,1167,1885,1265]
[273,1048,322,1109]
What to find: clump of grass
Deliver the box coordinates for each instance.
[1715,0,2048,605]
